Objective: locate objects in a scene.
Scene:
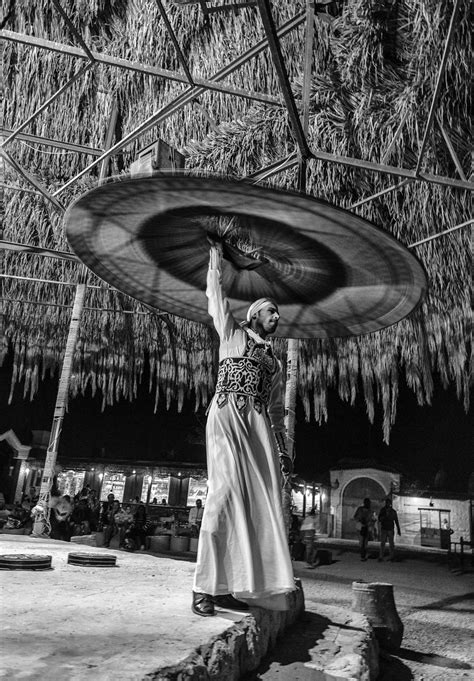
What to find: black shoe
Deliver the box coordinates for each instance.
[192,591,215,617]
[212,594,249,611]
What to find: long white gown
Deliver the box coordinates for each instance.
[193,259,295,607]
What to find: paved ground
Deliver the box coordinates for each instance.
[1,533,472,680]
[244,540,474,680]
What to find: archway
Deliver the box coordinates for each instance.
[341,477,386,539]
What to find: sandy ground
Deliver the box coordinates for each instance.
[0,534,250,680]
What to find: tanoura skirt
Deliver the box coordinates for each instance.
[193,395,295,608]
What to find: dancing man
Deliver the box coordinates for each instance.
[192,241,295,616]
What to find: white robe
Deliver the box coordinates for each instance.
[193,265,295,606]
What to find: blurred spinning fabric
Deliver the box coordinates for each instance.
[65,174,427,339]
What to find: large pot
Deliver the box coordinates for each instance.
[170,535,190,552]
[352,580,404,652]
[150,535,171,552]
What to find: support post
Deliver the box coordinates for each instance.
[32,268,87,535]
[281,0,315,533]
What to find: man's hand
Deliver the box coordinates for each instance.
[208,237,223,270]
[279,454,294,476]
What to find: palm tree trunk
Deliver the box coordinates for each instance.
[32,269,87,535]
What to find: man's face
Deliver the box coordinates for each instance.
[255,304,280,335]
[196,499,202,508]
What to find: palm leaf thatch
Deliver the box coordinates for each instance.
[1,0,471,443]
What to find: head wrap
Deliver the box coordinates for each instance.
[246,297,279,322]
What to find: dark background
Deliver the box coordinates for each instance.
[0,350,471,493]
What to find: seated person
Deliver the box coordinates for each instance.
[70,497,92,536]
[50,495,73,541]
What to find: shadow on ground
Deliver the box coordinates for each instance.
[378,652,414,680]
[396,648,471,670]
[241,611,330,680]
[412,591,474,613]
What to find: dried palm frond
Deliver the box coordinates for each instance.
[1,0,471,443]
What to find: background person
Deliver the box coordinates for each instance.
[102,499,121,547]
[354,497,372,561]
[188,499,204,536]
[378,498,401,561]
[299,508,319,567]
[125,503,148,550]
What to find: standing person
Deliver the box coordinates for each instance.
[188,499,204,536]
[102,499,121,547]
[300,508,319,567]
[354,497,372,561]
[378,498,401,561]
[87,489,101,531]
[192,242,295,617]
[126,503,148,550]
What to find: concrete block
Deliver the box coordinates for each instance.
[149,579,305,680]
[304,610,379,681]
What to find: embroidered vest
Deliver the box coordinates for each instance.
[215,336,277,407]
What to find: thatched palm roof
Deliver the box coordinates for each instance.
[1,0,471,443]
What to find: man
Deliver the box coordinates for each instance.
[188,498,204,534]
[300,508,320,567]
[192,242,295,617]
[378,498,401,561]
[354,497,372,561]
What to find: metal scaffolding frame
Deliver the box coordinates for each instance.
[1,1,472,209]
[0,0,472,531]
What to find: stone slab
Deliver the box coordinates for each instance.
[303,604,379,681]
[0,535,304,680]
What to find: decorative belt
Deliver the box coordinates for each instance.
[215,356,274,406]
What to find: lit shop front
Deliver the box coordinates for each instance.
[54,463,208,508]
[291,479,332,534]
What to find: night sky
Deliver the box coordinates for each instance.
[0,350,471,494]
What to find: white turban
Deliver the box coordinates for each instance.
[246,297,278,322]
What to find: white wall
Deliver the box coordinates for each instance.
[395,494,471,546]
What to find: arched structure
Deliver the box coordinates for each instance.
[341,477,386,539]
[329,465,400,539]
[0,430,32,503]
